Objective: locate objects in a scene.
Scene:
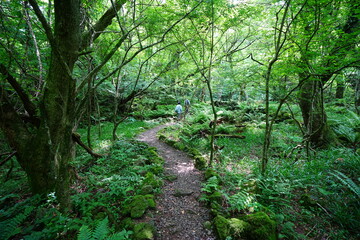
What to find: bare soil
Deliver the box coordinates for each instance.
[136,122,216,240]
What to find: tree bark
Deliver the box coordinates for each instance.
[298,76,333,148]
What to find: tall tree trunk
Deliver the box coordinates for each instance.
[298,77,333,148]
[335,77,345,100]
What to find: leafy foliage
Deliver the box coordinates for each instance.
[77,218,132,240]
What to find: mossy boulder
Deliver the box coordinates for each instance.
[242,211,277,240]
[213,215,248,240]
[142,172,163,189]
[127,195,156,218]
[194,155,207,170]
[133,222,155,240]
[164,138,177,146]
[139,185,154,195]
[174,142,186,151]
[144,147,164,165]
[119,217,135,230]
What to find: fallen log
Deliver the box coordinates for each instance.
[214,134,245,139]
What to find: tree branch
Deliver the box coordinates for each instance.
[81,0,127,50]
[0,64,37,118]
[72,133,103,158]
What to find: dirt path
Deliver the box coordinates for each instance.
[136,123,215,240]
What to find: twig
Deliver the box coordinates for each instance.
[0,151,16,167]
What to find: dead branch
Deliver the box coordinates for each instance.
[72,133,103,158]
[0,151,16,167]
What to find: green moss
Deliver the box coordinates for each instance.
[139,185,154,194]
[213,215,248,240]
[174,142,186,151]
[133,222,155,240]
[165,139,176,146]
[126,194,155,218]
[144,194,156,208]
[144,147,163,165]
[242,211,277,240]
[129,195,150,218]
[228,218,248,238]
[194,155,207,170]
[214,215,230,240]
[119,217,135,229]
[143,172,163,188]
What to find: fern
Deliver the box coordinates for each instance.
[225,190,255,212]
[93,218,110,240]
[201,176,220,193]
[0,206,35,240]
[78,225,93,240]
[330,170,360,198]
[77,218,132,240]
[329,110,360,146]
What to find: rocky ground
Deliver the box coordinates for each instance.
[137,122,215,240]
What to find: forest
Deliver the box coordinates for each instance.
[0,0,359,239]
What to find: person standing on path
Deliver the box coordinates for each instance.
[175,101,183,121]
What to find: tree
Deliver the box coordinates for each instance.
[0,0,196,211]
[292,0,360,148]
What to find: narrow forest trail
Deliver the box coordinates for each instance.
[136,122,216,240]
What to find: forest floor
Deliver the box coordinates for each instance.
[136,122,216,240]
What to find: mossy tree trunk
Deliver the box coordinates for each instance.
[298,76,333,149]
[0,0,126,211]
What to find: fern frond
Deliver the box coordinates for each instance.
[106,230,133,240]
[78,226,93,240]
[0,206,35,240]
[93,217,110,240]
[226,190,254,211]
[330,170,360,198]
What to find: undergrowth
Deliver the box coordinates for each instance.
[163,101,360,240]
[0,119,162,239]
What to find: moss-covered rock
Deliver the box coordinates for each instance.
[130,196,150,218]
[119,217,135,230]
[164,138,177,146]
[213,215,248,240]
[133,222,155,240]
[174,142,186,151]
[139,185,154,195]
[214,215,230,240]
[194,155,207,170]
[242,211,277,240]
[228,218,248,239]
[142,172,163,188]
[144,147,164,165]
[127,195,156,218]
